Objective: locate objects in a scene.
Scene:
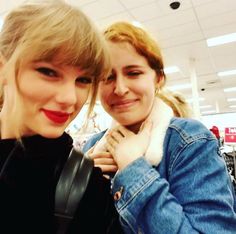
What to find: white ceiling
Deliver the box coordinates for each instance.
[1,0,236,116]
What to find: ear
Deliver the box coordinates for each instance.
[157,74,164,83]
[157,74,165,88]
[154,74,160,87]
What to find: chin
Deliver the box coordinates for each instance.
[116,115,143,125]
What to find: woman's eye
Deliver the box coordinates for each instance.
[127,71,142,76]
[103,74,116,84]
[76,77,92,84]
[36,67,57,77]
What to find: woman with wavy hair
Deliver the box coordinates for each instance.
[0,1,122,233]
[84,22,236,234]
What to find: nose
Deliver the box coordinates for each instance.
[114,76,129,96]
[56,83,77,107]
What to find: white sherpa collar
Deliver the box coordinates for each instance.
[89,97,173,166]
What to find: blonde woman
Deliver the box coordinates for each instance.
[0,1,122,233]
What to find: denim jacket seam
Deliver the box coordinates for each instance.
[169,124,215,143]
[168,130,216,174]
[119,209,137,234]
[116,172,159,212]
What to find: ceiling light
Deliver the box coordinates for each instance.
[0,18,3,31]
[167,83,191,91]
[132,21,143,28]
[227,98,236,102]
[164,66,180,74]
[201,110,216,115]
[207,32,236,47]
[200,105,212,109]
[217,69,236,77]
[224,87,236,92]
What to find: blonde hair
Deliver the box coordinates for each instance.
[0,0,111,138]
[157,89,193,118]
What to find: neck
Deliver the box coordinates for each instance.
[0,112,19,139]
[125,120,143,134]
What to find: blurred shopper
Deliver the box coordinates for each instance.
[210,125,222,147]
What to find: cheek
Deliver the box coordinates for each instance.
[20,85,44,103]
[75,89,90,108]
[18,73,52,103]
[98,85,111,104]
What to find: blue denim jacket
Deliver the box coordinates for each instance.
[83,117,236,234]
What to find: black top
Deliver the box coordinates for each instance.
[0,133,122,234]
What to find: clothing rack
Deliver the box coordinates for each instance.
[222,145,236,193]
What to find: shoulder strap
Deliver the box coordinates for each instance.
[55,148,94,234]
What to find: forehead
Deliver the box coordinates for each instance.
[107,41,149,69]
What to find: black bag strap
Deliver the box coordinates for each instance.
[55,148,94,234]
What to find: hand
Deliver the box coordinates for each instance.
[89,151,118,174]
[106,121,152,170]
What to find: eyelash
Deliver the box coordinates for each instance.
[76,77,92,84]
[36,67,57,77]
[103,70,143,84]
[36,67,92,85]
[127,71,142,76]
[107,74,116,81]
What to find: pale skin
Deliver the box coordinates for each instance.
[0,56,92,139]
[105,122,152,170]
[90,121,152,172]
[89,41,159,173]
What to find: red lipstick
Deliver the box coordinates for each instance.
[42,109,70,124]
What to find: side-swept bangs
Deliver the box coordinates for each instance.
[0,1,111,137]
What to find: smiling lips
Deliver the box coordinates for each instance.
[42,109,70,124]
[111,99,138,109]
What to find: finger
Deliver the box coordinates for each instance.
[115,125,134,137]
[94,157,116,165]
[106,142,115,156]
[95,164,118,173]
[110,130,124,142]
[106,135,118,148]
[90,152,113,159]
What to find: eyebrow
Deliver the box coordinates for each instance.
[123,65,145,70]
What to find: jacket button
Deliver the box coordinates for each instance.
[113,187,124,201]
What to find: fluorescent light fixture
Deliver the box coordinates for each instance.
[0,18,3,31]
[227,98,236,102]
[224,87,236,92]
[168,83,191,91]
[201,110,216,115]
[229,105,236,108]
[217,69,236,77]
[164,66,180,74]
[199,105,212,109]
[132,21,143,28]
[207,32,236,47]
[187,97,205,103]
